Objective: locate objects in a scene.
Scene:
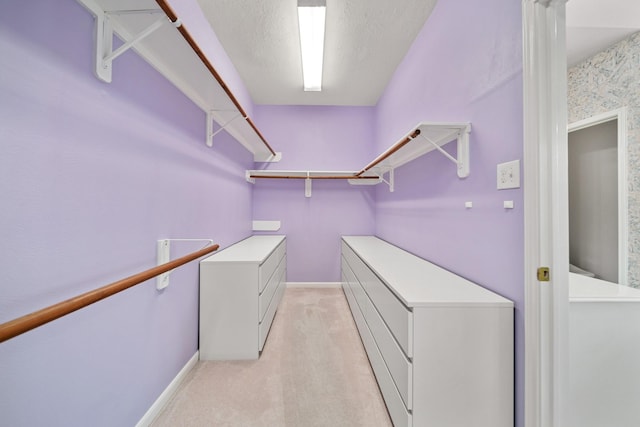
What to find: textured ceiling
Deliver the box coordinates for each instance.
[567,0,640,67]
[196,0,437,106]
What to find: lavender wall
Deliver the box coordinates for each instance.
[0,1,253,425]
[252,106,376,282]
[374,0,524,425]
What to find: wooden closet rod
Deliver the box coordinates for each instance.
[356,129,421,176]
[0,244,219,343]
[154,0,276,157]
[249,175,381,180]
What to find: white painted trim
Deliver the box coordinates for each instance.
[568,107,629,286]
[286,282,342,288]
[523,1,569,426]
[135,351,199,427]
[568,108,623,132]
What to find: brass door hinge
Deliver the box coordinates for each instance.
[537,267,550,282]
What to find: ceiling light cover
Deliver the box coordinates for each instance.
[298,0,326,91]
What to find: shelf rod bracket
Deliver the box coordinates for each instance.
[305,172,312,198]
[418,130,470,178]
[156,238,214,290]
[375,168,395,192]
[103,16,167,64]
[206,112,242,147]
[419,134,459,166]
[91,4,180,83]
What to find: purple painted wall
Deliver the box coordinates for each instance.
[252,106,376,282]
[0,1,253,425]
[373,0,524,425]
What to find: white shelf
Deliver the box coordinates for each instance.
[245,170,381,181]
[360,122,471,179]
[76,0,280,162]
[246,122,471,196]
[245,170,381,198]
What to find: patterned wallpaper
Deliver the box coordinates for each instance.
[567,31,640,287]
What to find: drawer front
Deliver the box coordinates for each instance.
[342,272,358,317]
[347,279,412,427]
[259,255,286,322]
[258,240,286,293]
[356,278,413,410]
[343,255,413,409]
[343,244,413,357]
[343,256,368,314]
[342,266,361,318]
[259,266,286,351]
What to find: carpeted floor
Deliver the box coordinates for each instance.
[151,287,392,427]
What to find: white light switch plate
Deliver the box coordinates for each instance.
[497,160,520,190]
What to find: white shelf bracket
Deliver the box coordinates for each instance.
[92,8,177,83]
[305,172,312,198]
[245,170,256,184]
[456,128,471,178]
[156,238,214,290]
[377,168,395,192]
[206,112,242,147]
[418,129,470,178]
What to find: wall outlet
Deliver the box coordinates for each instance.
[497,160,520,190]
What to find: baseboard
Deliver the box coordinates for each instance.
[286,282,342,288]
[136,351,199,427]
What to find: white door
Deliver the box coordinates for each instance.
[524,1,638,426]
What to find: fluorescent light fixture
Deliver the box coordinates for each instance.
[297,0,326,91]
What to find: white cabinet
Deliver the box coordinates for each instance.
[569,273,640,427]
[341,236,513,427]
[199,235,286,360]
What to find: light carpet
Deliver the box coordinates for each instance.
[151,287,392,427]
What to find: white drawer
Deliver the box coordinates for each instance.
[259,255,286,322]
[258,267,286,351]
[348,278,412,427]
[356,279,413,409]
[258,240,286,293]
[343,244,413,357]
[342,257,358,298]
[343,256,368,315]
[342,267,360,317]
[344,256,413,409]
[342,276,358,316]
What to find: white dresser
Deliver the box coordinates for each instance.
[199,235,286,360]
[341,236,513,427]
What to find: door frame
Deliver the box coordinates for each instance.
[522,0,569,426]
[567,108,629,285]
